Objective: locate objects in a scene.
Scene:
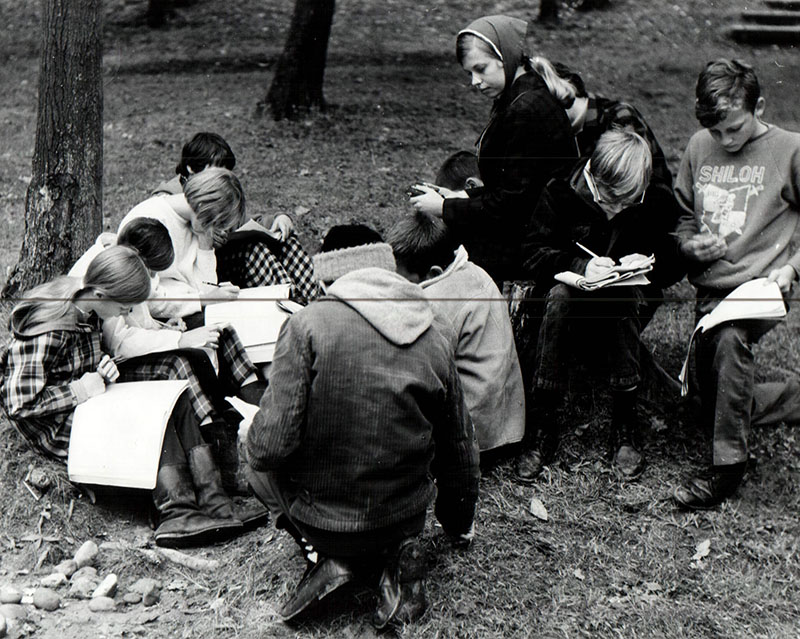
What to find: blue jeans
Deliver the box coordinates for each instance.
[695,288,787,466]
[534,283,648,392]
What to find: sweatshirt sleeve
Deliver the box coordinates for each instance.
[246,315,311,471]
[2,333,80,420]
[102,310,182,361]
[147,277,203,319]
[431,357,480,538]
[673,137,701,240]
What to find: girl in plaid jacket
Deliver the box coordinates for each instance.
[0,246,263,547]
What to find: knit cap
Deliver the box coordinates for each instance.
[313,224,396,282]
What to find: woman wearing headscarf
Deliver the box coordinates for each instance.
[411,15,578,286]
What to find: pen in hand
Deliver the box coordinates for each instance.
[575,242,601,260]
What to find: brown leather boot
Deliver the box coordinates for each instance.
[187,444,268,530]
[152,464,242,548]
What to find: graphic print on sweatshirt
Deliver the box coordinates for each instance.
[694,164,765,240]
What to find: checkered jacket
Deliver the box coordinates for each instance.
[0,325,105,460]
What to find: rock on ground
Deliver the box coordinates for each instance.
[73,541,99,568]
[32,588,61,611]
[88,597,116,612]
[0,588,21,605]
[91,574,118,599]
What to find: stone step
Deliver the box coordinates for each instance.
[742,9,800,24]
[729,23,800,43]
[764,0,800,10]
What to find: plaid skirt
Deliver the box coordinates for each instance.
[216,235,321,303]
[117,326,256,423]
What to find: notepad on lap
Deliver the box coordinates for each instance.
[67,380,189,489]
[204,284,294,363]
[678,278,786,396]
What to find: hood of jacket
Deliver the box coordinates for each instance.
[326,267,433,346]
[419,245,469,289]
[459,15,528,94]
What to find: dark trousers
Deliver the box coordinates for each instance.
[534,283,648,392]
[694,288,791,466]
[246,467,425,560]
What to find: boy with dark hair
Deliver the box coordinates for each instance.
[435,151,483,192]
[672,58,800,509]
[117,217,175,272]
[246,224,479,629]
[521,128,685,481]
[153,132,236,196]
[388,211,525,453]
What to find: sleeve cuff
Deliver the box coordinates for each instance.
[69,380,88,404]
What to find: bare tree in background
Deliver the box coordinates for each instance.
[3,0,103,298]
[538,0,560,24]
[259,0,336,120]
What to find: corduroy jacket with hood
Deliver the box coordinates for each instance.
[442,15,577,285]
[246,267,480,537]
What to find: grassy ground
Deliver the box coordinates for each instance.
[0,0,799,637]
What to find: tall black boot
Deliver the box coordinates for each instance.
[187,444,268,530]
[152,463,242,548]
[515,388,560,483]
[610,387,645,479]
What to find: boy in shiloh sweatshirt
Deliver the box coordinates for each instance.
[673,58,800,509]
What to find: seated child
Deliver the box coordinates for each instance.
[387,211,525,453]
[672,59,800,509]
[521,128,686,480]
[70,218,268,494]
[151,131,320,302]
[0,246,253,547]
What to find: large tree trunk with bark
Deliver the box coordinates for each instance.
[146,0,175,28]
[260,0,336,120]
[538,0,560,24]
[3,0,103,298]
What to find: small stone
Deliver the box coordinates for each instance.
[40,573,67,588]
[68,577,99,600]
[91,574,117,599]
[54,560,77,578]
[0,612,6,638]
[32,588,60,611]
[28,468,52,492]
[71,566,98,582]
[129,578,160,597]
[88,597,115,612]
[143,591,160,607]
[122,592,142,605]
[0,588,21,604]
[0,604,25,622]
[73,541,98,568]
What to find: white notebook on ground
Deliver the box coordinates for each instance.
[67,380,189,489]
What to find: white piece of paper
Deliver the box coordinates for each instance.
[678,278,786,396]
[204,285,293,363]
[67,380,189,489]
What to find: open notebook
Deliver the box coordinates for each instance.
[678,278,787,396]
[67,380,189,489]
[554,254,654,291]
[204,284,301,362]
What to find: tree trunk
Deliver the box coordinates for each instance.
[538,0,560,24]
[260,0,336,121]
[146,0,175,28]
[3,0,103,298]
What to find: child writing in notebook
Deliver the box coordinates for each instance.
[0,246,257,547]
[70,217,268,493]
[151,131,320,302]
[522,128,685,481]
[672,59,800,509]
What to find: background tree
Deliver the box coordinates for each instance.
[3,0,103,298]
[258,0,336,120]
[538,0,560,24]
